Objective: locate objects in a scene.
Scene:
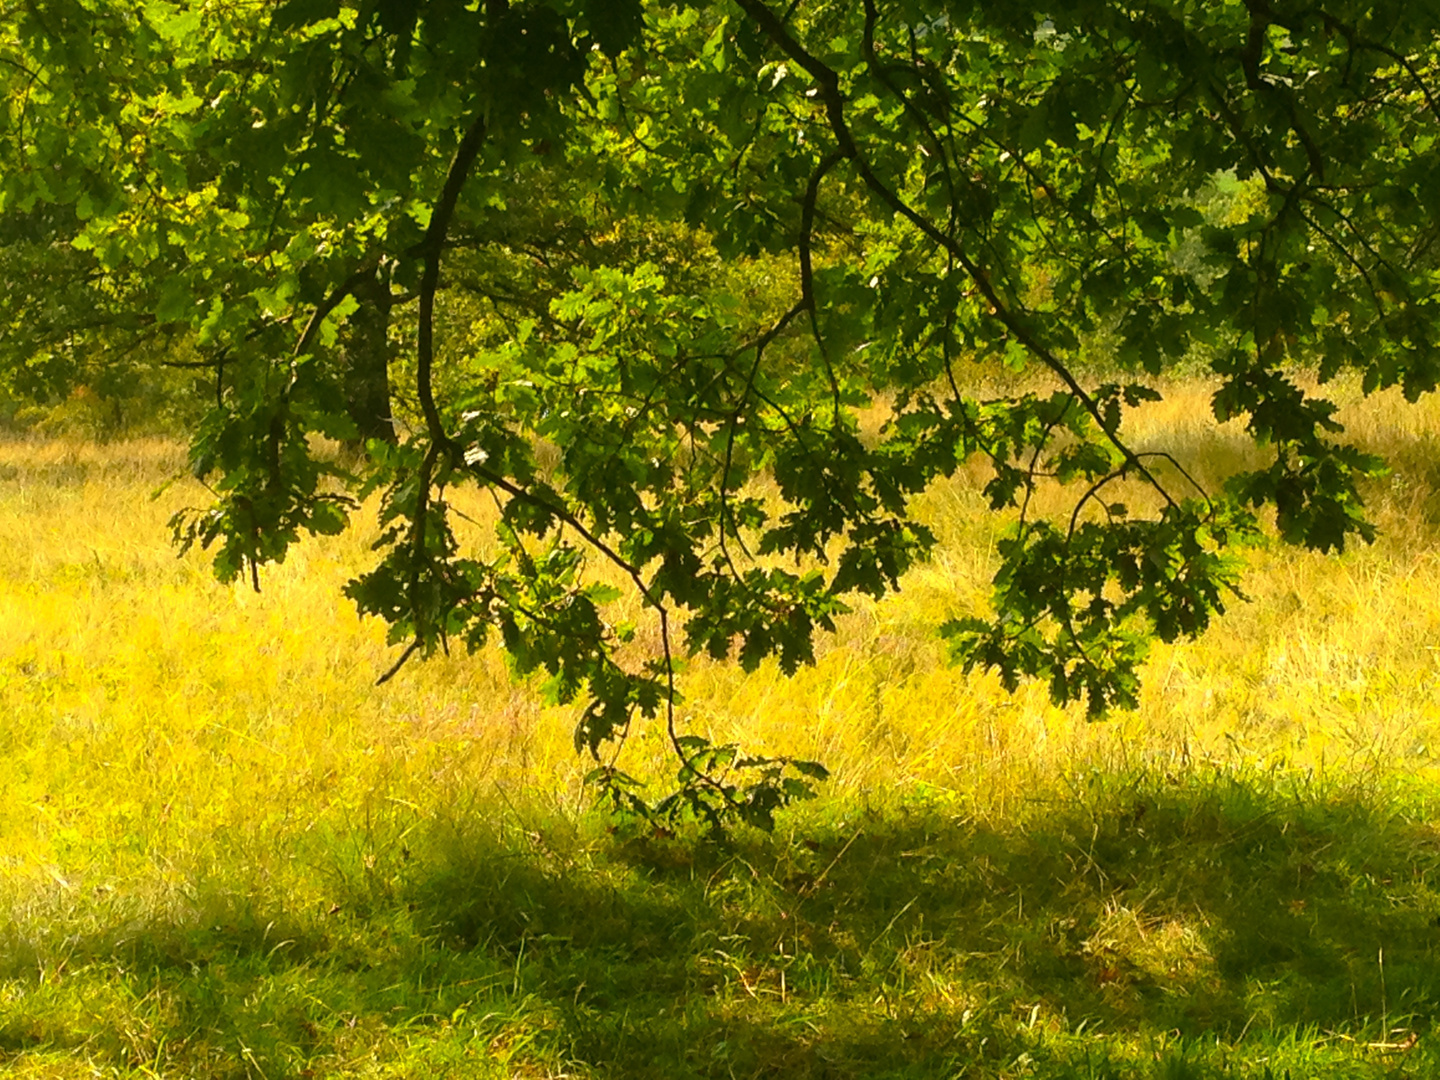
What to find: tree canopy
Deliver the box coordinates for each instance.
[3,0,1437,826]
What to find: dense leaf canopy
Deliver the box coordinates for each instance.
[3,0,1437,825]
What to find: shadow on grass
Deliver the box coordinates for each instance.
[4,769,1440,1078]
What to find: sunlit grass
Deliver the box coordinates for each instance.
[3,379,1440,1076]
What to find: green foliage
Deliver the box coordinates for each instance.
[3,0,1438,823]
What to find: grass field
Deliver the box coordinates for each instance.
[4,378,1440,1077]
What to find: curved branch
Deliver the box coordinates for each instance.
[414,114,489,443]
[733,0,1180,510]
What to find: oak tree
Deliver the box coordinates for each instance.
[3,0,1436,826]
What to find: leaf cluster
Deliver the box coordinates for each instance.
[4,0,1437,826]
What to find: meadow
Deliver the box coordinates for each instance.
[4,378,1440,1078]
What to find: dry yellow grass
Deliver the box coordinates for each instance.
[2,379,1439,913]
[5,382,1440,1078]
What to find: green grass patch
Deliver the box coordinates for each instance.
[3,770,1439,1077]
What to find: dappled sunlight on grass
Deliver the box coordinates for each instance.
[5,390,1440,1075]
